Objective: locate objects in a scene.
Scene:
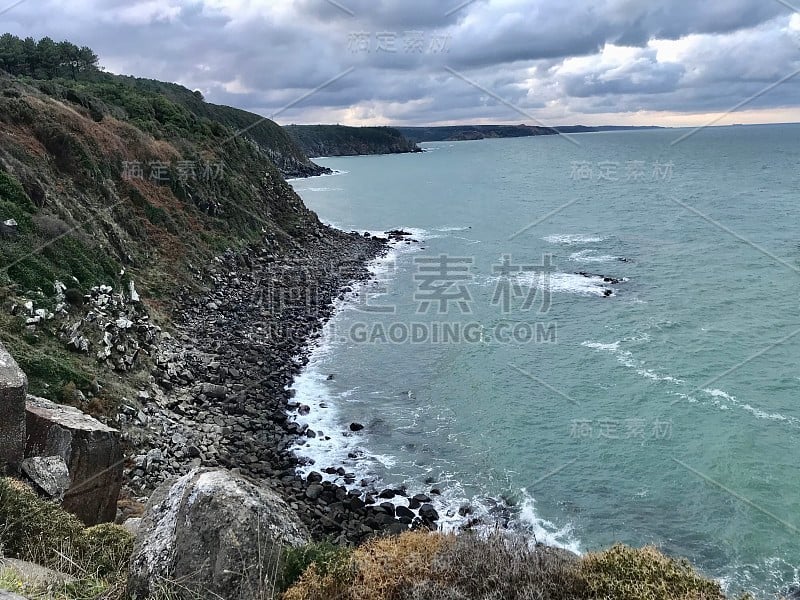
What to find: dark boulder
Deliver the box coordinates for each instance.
[25,396,122,525]
[419,504,439,522]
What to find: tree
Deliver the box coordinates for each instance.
[21,37,37,76]
[57,40,80,79]
[0,33,100,79]
[77,46,99,74]
[36,36,60,78]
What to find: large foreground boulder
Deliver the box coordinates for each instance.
[0,343,27,473]
[24,396,122,525]
[128,468,310,600]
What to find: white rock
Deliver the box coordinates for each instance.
[129,280,140,303]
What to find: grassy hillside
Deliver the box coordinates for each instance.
[96,75,330,178]
[0,66,330,402]
[284,124,421,157]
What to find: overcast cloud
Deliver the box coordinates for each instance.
[2,0,799,126]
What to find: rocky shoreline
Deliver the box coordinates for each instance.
[122,225,444,544]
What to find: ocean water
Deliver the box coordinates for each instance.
[288,125,800,598]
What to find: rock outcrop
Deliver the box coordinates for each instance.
[25,396,123,525]
[0,343,27,473]
[128,468,310,600]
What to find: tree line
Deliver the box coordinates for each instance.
[0,33,99,80]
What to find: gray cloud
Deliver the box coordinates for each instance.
[1,0,798,125]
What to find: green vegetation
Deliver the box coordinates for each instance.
[0,477,133,598]
[580,544,727,600]
[284,124,421,157]
[0,33,334,399]
[39,71,327,177]
[0,169,35,211]
[0,169,120,295]
[280,541,354,593]
[397,124,556,143]
[0,33,99,80]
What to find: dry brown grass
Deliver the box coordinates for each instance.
[351,532,451,600]
[284,532,450,600]
[400,533,584,600]
[283,532,740,600]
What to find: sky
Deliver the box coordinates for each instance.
[3,0,800,127]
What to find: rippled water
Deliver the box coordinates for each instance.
[289,125,800,598]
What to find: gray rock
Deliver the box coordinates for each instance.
[0,558,74,588]
[305,483,324,500]
[0,218,19,237]
[122,517,142,535]
[25,396,123,525]
[0,343,27,472]
[20,456,70,500]
[128,468,309,600]
[200,383,227,400]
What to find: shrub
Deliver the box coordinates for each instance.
[64,287,84,306]
[0,477,88,567]
[0,170,35,213]
[33,212,71,238]
[579,544,726,600]
[281,541,353,593]
[82,523,135,577]
[284,531,449,600]
[61,380,78,404]
[0,477,134,582]
[400,533,585,600]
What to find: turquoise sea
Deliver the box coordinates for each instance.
[289,124,800,598]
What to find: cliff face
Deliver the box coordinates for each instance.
[284,125,422,157]
[0,69,342,399]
